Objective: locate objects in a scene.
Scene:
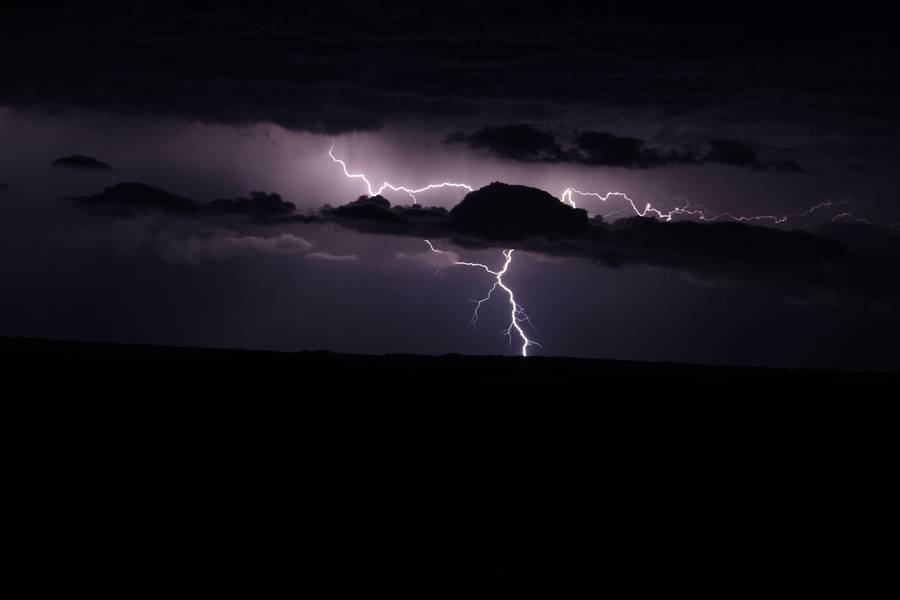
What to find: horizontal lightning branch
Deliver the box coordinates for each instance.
[329,141,884,226]
[328,143,473,205]
[562,189,852,225]
[327,142,896,357]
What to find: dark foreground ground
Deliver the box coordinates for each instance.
[3,336,897,389]
[3,337,896,595]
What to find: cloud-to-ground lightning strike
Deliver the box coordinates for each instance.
[328,142,539,356]
[326,143,896,356]
[424,240,540,357]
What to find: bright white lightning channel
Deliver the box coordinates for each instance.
[561,189,849,224]
[424,240,540,357]
[329,141,875,225]
[328,143,472,205]
[326,142,892,356]
[328,142,538,356]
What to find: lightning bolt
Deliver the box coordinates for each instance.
[326,142,896,356]
[831,212,873,225]
[424,240,540,357]
[561,188,850,225]
[328,143,472,205]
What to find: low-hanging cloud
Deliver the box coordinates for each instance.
[396,247,461,271]
[69,179,900,299]
[446,125,568,163]
[305,251,359,262]
[52,155,114,170]
[157,231,312,264]
[69,182,296,219]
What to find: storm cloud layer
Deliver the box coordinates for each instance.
[448,125,805,172]
[318,186,900,300]
[69,183,296,218]
[69,179,900,302]
[3,2,900,138]
[52,155,113,170]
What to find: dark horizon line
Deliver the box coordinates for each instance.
[3,336,898,377]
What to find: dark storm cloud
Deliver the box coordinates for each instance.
[330,195,410,224]
[448,126,806,172]
[445,125,568,163]
[52,155,113,170]
[66,183,319,262]
[812,222,900,260]
[69,183,296,219]
[69,179,900,300]
[315,183,900,300]
[703,140,804,173]
[3,3,899,133]
[209,192,296,216]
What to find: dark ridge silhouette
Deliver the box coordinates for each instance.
[52,155,113,170]
[2,336,893,599]
[450,182,588,240]
[2,337,896,384]
[449,125,806,172]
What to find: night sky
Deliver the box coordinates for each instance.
[2,2,899,371]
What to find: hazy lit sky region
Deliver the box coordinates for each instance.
[1,105,898,371]
[2,3,900,371]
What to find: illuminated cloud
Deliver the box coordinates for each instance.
[157,231,312,264]
[306,251,359,262]
[396,248,461,270]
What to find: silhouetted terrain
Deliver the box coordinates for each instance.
[4,336,896,392]
[5,336,895,594]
